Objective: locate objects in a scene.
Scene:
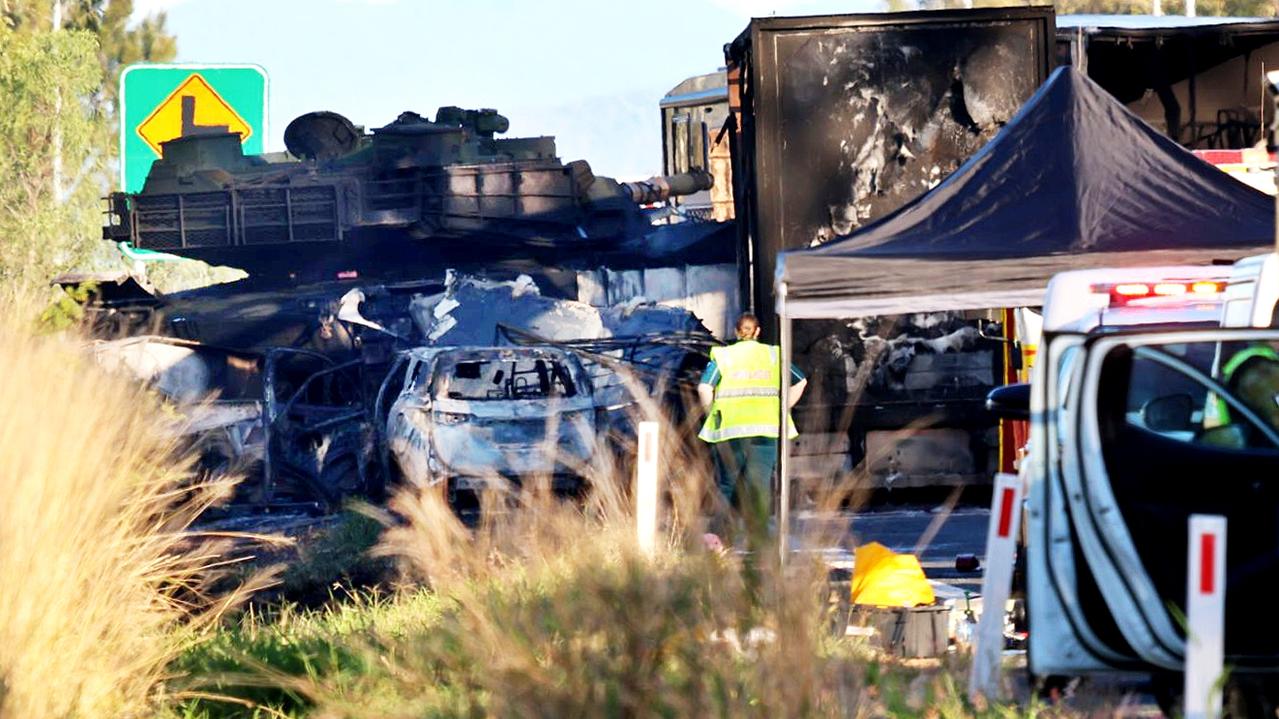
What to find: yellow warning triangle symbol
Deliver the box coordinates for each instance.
[136,73,253,157]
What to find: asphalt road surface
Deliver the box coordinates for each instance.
[793,506,992,590]
[204,499,995,591]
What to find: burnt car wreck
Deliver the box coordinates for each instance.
[88,272,718,511]
[93,336,379,510]
[383,346,599,498]
[78,100,733,512]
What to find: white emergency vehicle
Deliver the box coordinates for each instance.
[989,263,1279,710]
[1222,252,1279,329]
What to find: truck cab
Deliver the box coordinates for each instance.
[1222,252,1279,329]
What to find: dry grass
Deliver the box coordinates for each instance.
[165,371,1027,718]
[0,295,272,718]
[0,286,1138,718]
[283,386,874,718]
[161,371,1130,717]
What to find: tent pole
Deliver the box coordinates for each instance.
[778,281,792,566]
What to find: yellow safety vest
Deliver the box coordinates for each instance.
[698,340,799,443]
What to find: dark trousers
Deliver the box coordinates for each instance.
[711,437,777,540]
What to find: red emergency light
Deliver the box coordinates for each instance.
[1091,280,1224,306]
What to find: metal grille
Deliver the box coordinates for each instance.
[240,188,289,245]
[127,186,338,250]
[132,192,232,249]
[288,186,338,242]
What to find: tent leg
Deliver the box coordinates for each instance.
[778,282,792,566]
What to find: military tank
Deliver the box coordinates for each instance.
[103,107,713,283]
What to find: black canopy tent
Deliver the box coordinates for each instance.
[776,65,1273,316]
[771,66,1275,555]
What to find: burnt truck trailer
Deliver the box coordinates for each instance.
[1059,15,1279,150]
[724,8,1054,488]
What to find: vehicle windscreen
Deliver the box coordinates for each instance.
[436,356,579,401]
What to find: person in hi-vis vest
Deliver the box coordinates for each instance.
[698,313,806,530]
[1202,343,1279,448]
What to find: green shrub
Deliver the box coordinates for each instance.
[279,511,397,604]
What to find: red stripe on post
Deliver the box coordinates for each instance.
[642,427,656,465]
[1200,533,1216,595]
[997,487,1016,538]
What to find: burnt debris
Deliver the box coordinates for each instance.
[86,271,716,512]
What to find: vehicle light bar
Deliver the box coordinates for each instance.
[1113,283,1150,296]
[1091,280,1224,306]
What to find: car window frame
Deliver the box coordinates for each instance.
[1128,344,1279,449]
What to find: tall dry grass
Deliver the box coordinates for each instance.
[282,382,872,718]
[0,298,270,718]
[166,365,1108,717]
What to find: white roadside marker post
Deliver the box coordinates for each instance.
[636,420,660,556]
[969,472,1024,703]
[1184,514,1227,719]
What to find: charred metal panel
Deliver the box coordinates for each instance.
[794,311,1001,410]
[727,7,1053,323]
[864,428,979,488]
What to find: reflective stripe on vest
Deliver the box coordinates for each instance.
[716,387,781,399]
[699,340,799,443]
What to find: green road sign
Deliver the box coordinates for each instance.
[119,64,268,193]
[118,242,181,262]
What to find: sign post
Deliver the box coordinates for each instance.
[1184,514,1227,719]
[119,64,268,194]
[969,472,1024,702]
[635,421,661,556]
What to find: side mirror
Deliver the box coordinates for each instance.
[986,383,1030,421]
[1141,393,1194,432]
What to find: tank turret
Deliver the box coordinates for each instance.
[104,107,716,282]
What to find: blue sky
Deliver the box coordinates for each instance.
[132,0,880,179]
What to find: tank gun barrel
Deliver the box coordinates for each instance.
[621,170,713,205]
